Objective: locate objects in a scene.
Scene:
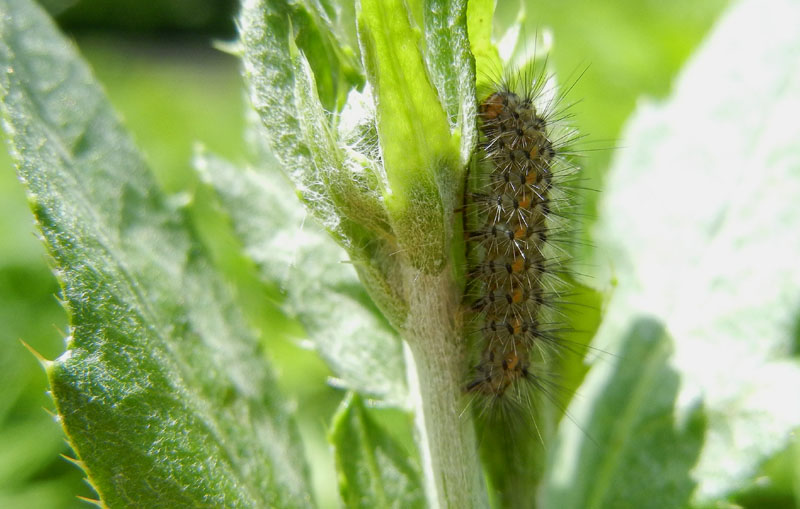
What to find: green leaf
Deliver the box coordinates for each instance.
[240,0,343,236]
[727,444,800,507]
[357,0,460,273]
[357,0,455,180]
[194,149,407,406]
[423,0,477,166]
[589,0,800,501]
[0,1,312,507]
[289,40,391,242]
[466,0,501,90]
[241,0,408,329]
[290,0,364,111]
[541,318,706,509]
[246,0,361,113]
[330,392,425,508]
[240,0,381,241]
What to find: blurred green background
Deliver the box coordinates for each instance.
[0,0,732,507]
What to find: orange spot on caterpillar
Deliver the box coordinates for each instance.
[510,257,526,273]
[504,352,519,371]
[479,93,505,120]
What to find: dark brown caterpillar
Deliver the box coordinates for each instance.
[464,69,582,413]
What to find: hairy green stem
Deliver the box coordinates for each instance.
[401,268,487,509]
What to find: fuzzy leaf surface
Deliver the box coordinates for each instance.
[240,0,383,241]
[240,0,408,330]
[195,149,407,406]
[583,0,800,501]
[0,1,311,507]
[423,0,477,166]
[240,0,344,237]
[330,393,424,508]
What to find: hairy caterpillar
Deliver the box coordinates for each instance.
[463,60,584,421]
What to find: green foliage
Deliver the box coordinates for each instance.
[1,0,310,506]
[330,393,425,508]
[240,2,486,504]
[2,0,799,507]
[356,0,465,273]
[541,319,706,508]
[585,0,800,503]
[240,0,409,327]
[194,147,406,405]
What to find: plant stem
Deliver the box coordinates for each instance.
[402,268,487,509]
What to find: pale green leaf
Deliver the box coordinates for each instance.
[588,0,800,501]
[239,0,383,242]
[330,392,424,508]
[357,0,460,273]
[0,0,312,506]
[240,0,408,330]
[466,0,501,91]
[239,0,342,236]
[194,149,407,407]
[423,0,477,166]
[541,319,705,509]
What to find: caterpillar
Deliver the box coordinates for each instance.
[463,62,583,419]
